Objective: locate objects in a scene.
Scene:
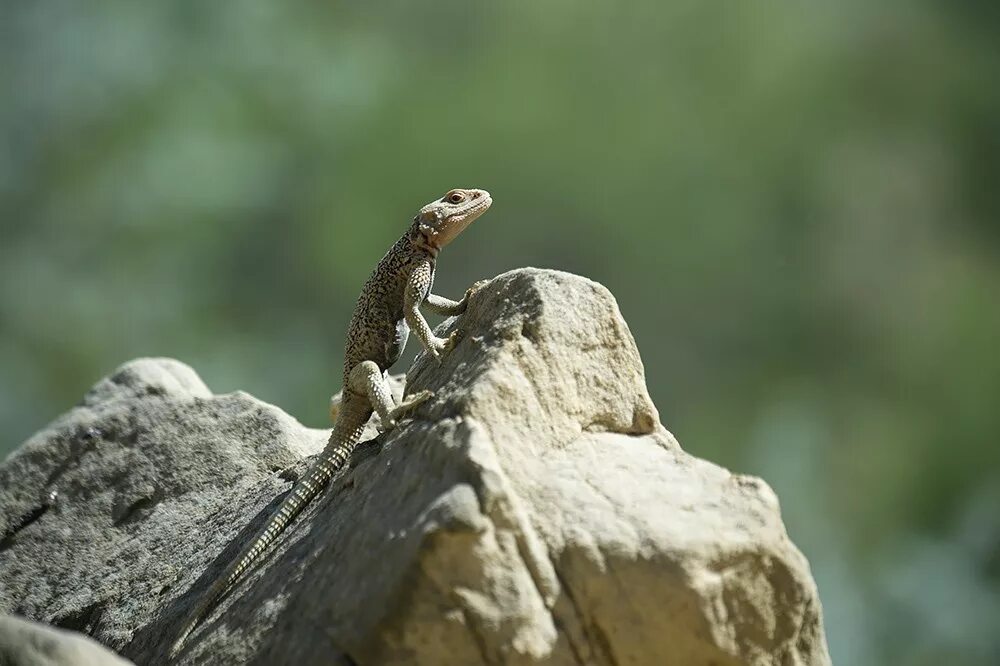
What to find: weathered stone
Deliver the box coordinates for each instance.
[0,268,830,665]
[0,615,134,666]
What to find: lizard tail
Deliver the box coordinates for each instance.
[169,408,370,658]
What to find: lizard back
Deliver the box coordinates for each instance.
[342,235,434,383]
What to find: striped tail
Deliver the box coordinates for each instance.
[169,411,368,657]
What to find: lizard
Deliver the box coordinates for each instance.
[169,187,492,657]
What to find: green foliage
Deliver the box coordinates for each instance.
[1,1,998,663]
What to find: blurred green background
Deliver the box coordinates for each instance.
[2,1,998,663]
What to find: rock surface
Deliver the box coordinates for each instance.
[0,614,134,666]
[0,268,831,665]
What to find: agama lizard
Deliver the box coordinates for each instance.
[170,188,492,656]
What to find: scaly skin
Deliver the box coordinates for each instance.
[170,188,492,657]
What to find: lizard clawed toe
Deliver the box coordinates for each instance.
[465,279,489,301]
[442,330,462,353]
[384,389,434,428]
[427,333,459,362]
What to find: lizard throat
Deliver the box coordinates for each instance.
[410,228,440,257]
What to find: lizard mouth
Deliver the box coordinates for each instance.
[454,194,491,225]
[430,196,491,249]
[466,195,492,218]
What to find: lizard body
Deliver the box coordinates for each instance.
[170,188,492,656]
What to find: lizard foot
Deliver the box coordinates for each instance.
[452,279,489,315]
[395,389,434,415]
[427,330,462,362]
[465,279,490,301]
[380,390,434,432]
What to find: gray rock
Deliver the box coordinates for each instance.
[0,268,831,665]
[0,614,134,666]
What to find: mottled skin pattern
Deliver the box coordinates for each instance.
[170,189,492,657]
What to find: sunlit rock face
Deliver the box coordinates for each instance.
[0,269,830,666]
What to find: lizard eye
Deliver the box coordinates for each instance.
[447,191,465,204]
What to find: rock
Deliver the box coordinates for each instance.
[0,614,134,666]
[0,268,831,665]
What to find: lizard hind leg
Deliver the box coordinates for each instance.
[346,361,432,432]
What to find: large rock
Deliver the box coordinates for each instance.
[0,268,831,665]
[0,615,134,666]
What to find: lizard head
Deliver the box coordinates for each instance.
[412,188,492,252]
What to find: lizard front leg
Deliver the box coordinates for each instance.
[424,280,489,317]
[423,293,465,316]
[424,279,488,316]
[405,260,460,361]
